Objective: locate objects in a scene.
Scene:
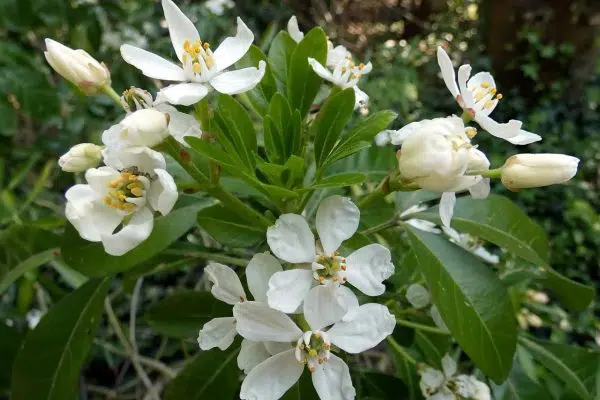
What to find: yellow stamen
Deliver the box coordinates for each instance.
[481,82,490,89]
[203,42,210,49]
[193,62,201,74]
[130,187,144,197]
[489,87,497,95]
[484,100,495,109]
[104,196,112,205]
[496,93,503,100]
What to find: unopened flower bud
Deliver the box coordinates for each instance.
[526,289,549,304]
[44,39,110,94]
[121,87,154,112]
[104,109,170,148]
[525,313,543,328]
[501,154,579,190]
[406,283,431,309]
[58,143,102,172]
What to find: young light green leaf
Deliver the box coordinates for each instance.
[287,27,328,117]
[11,278,111,400]
[312,88,356,167]
[335,110,397,151]
[164,345,240,400]
[62,196,213,277]
[198,204,266,247]
[268,31,297,93]
[144,291,232,339]
[405,226,517,382]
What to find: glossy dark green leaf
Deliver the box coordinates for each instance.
[282,370,320,400]
[405,226,517,382]
[414,330,451,370]
[144,291,231,339]
[494,360,551,400]
[0,324,23,390]
[236,44,277,115]
[197,204,265,247]
[164,345,240,400]
[312,88,356,167]
[359,371,408,400]
[185,136,236,169]
[287,27,328,117]
[264,93,302,163]
[300,173,366,191]
[62,196,212,277]
[414,195,593,311]
[267,31,297,93]
[11,278,111,400]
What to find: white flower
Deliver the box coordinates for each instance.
[204,0,234,15]
[197,255,287,373]
[419,355,490,400]
[44,38,110,94]
[58,143,103,172]
[266,195,394,329]
[308,45,372,108]
[102,109,170,149]
[120,87,202,145]
[436,47,540,145]
[442,227,498,264]
[501,153,579,190]
[374,130,392,146]
[120,0,265,106]
[400,204,441,234]
[429,305,449,332]
[405,283,431,309]
[525,289,549,304]
[396,116,491,227]
[233,301,395,400]
[65,147,177,255]
[26,309,44,329]
[287,16,304,43]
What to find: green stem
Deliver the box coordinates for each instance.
[356,176,390,210]
[163,249,249,267]
[468,167,503,179]
[396,318,450,335]
[162,136,271,230]
[101,85,123,107]
[386,337,416,365]
[360,217,399,235]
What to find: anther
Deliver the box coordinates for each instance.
[341,265,347,271]
[481,82,489,89]
[130,187,144,197]
[496,93,503,100]
[308,365,316,373]
[203,42,210,49]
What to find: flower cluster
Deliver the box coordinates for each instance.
[378,46,580,227]
[418,355,491,400]
[198,195,396,400]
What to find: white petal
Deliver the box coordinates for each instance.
[389,120,426,145]
[238,339,271,374]
[345,244,394,296]
[246,253,283,303]
[197,317,237,350]
[240,349,303,400]
[267,214,315,263]
[327,303,396,353]
[353,86,369,108]
[267,269,313,313]
[120,44,185,81]
[316,195,360,256]
[210,61,266,95]
[265,341,292,355]
[287,16,304,43]
[154,103,202,144]
[205,262,246,305]
[303,285,357,331]
[441,354,457,377]
[85,166,120,196]
[65,184,98,215]
[102,146,166,174]
[66,199,122,243]
[233,301,302,342]
[405,283,431,309]
[505,129,542,145]
[360,61,373,75]
[374,131,391,146]
[457,64,474,108]
[101,207,154,256]
[405,219,441,234]
[430,305,449,332]
[474,114,521,139]
[308,58,335,83]
[468,178,490,199]
[213,17,255,72]
[473,246,499,264]
[156,82,210,106]
[146,168,178,215]
[312,354,356,400]
[161,0,200,63]
[439,192,456,228]
[419,367,445,394]
[436,47,459,97]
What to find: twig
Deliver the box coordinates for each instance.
[387,336,417,365]
[95,341,177,379]
[396,318,450,335]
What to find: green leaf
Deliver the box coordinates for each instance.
[414,330,451,370]
[62,196,212,277]
[287,27,328,117]
[494,360,552,400]
[519,337,600,400]
[264,93,301,163]
[197,204,265,247]
[312,88,356,167]
[268,31,297,93]
[214,94,258,171]
[144,291,231,339]
[414,195,593,311]
[390,344,422,400]
[185,136,236,169]
[405,226,517,382]
[300,172,366,191]
[282,370,320,400]
[11,278,111,400]
[236,44,277,115]
[359,372,408,400]
[322,140,372,167]
[0,247,57,294]
[0,324,23,390]
[164,345,240,400]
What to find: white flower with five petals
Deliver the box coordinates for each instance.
[266,195,394,329]
[233,301,396,400]
[436,47,540,145]
[419,355,490,400]
[197,256,289,373]
[120,0,265,106]
[65,147,177,256]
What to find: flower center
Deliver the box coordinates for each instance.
[336,55,367,85]
[470,81,503,110]
[182,39,215,74]
[313,253,347,284]
[103,169,145,212]
[295,331,331,372]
